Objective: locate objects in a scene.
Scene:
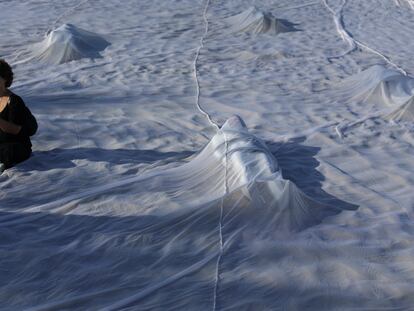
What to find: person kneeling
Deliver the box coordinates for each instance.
[0,59,38,173]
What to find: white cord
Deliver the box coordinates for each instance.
[194,0,220,131]
[212,130,228,311]
[322,0,356,56]
[322,0,407,76]
[193,0,227,308]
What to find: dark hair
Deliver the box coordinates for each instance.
[0,59,13,88]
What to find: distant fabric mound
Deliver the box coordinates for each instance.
[29,23,110,64]
[225,6,296,35]
[340,65,414,121]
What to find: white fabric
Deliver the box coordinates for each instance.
[339,65,414,121]
[225,6,294,35]
[28,23,110,64]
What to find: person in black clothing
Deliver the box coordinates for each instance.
[0,59,37,172]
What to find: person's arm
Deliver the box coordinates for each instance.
[6,95,38,137]
[16,103,38,137]
[0,118,22,135]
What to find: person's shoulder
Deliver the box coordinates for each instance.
[8,91,26,107]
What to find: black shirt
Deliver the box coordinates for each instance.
[0,92,38,148]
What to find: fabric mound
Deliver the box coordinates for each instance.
[28,23,110,64]
[339,65,414,121]
[225,6,295,35]
[126,115,340,233]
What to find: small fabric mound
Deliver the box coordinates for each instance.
[28,23,110,64]
[225,6,296,35]
[339,65,414,121]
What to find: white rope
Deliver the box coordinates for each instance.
[212,130,228,311]
[321,0,356,56]
[212,196,224,310]
[354,39,407,76]
[322,0,407,76]
[193,0,226,308]
[193,0,220,131]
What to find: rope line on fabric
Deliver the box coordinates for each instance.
[193,0,226,308]
[212,131,228,311]
[194,0,220,131]
[321,0,407,76]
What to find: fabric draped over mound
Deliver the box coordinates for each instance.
[339,65,414,121]
[28,23,110,64]
[225,6,295,35]
[119,115,338,233]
